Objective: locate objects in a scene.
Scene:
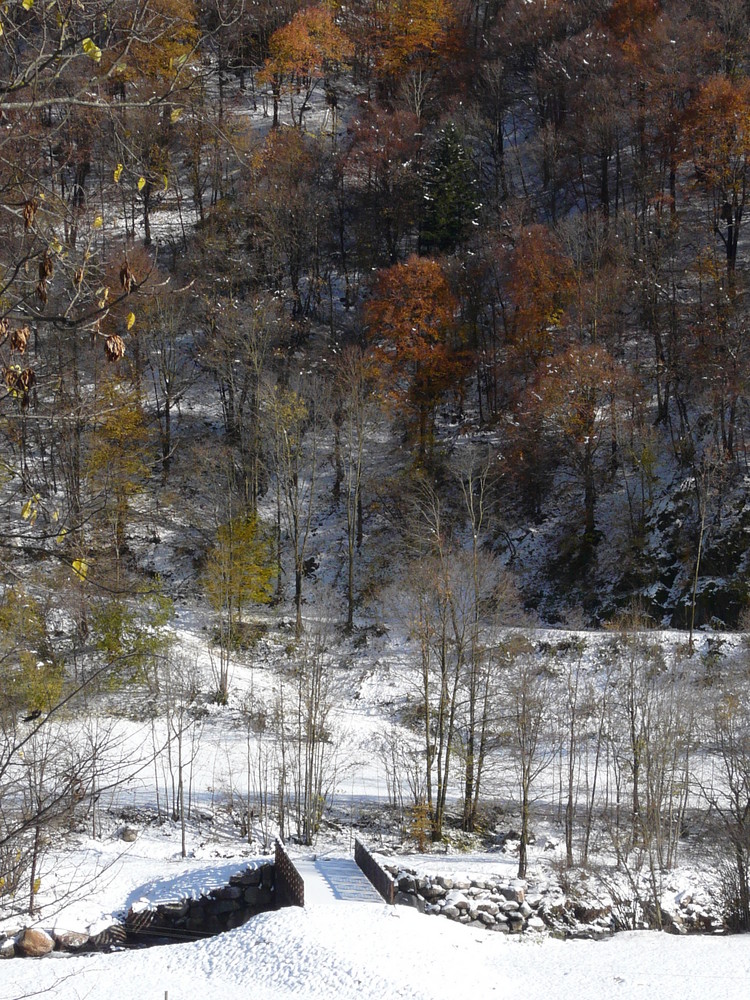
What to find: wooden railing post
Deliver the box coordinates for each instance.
[354,838,395,904]
[274,838,305,908]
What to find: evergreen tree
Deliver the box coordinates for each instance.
[420,123,480,252]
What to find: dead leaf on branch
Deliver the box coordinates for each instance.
[119,262,135,293]
[105,334,125,362]
[23,200,37,230]
[10,327,29,354]
[39,253,53,281]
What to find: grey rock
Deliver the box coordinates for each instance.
[236,869,262,887]
[120,826,138,843]
[395,891,425,913]
[54,930,90,952]
[211,885,242,901]
[212,899,241,916]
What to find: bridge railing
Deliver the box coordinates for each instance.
[274,837,305,908]
[354,838,395,904]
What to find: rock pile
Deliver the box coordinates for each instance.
[0,922,127,958]
[384,867,550,935]
[382,865,724,938]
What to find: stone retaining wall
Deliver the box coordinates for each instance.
[1,862,276,959]
[383,864,725,938]
[126,862,275,940]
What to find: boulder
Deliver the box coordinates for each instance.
[53,930,90,952]
[444,890,470,910]
[16,928,54,957]
[500,884,525,904]
[235,869,262,888]
[398,875,416,894]
[211,885,242,901]
[120,826,138,843]
[0,938,16,959]
[395,891,425,913]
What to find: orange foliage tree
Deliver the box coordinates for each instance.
[260,5,351,127]
[365,255,467,457]
[683,74,750,274]
[500,225,575,381]
[375,0,461,116]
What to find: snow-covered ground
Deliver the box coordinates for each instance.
[1,862,749,1000]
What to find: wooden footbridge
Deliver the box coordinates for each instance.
[275,838,395,908]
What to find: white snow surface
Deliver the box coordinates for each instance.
[1,899,749,1000]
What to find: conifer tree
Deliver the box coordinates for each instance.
[420,123,479,252]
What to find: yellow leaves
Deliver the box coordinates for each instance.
[170,107,183,124]
[49,238,62,255]
[126,311,135,331]
[93,215,103,229]
[162,173,169,192]
[137,177,146,192]
[97,287,109,308]
[21,0,33,9]
[114,163,123,183]
[21,494,40,524]
[82,37,102,63]
[55,528,67,545]
[72,559,88,582]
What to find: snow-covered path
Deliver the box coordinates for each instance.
[295,856,382,905]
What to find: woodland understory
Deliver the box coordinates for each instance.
[3,0,750,937]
